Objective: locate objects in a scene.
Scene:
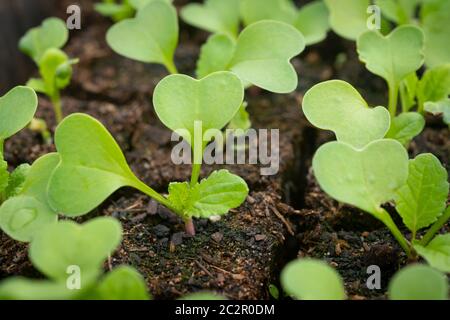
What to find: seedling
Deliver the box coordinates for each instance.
[0,217,150,300]
[95,0,135,22]
[48,72,249,236]
[19,17,78,124]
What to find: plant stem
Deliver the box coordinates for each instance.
[190,163,201,187]
[165,59,179,74]
[399,84,409,113]
[420,207,450,246]
[132,179,176,212]
[388,82,399,118]
[51,93,63,123]
[185,219,196,236]
[378,209,412,257]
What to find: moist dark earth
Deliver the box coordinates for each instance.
[1,0,449,300]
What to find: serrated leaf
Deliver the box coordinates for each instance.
[425,99,450,126]
[240,0,297,26]
[415,234,450,273]
[281,259,346,300]
[29,217,122,282]
[313,139,409,216]
[94,266,150,300]
[180,0,240,38]
[0,86,38,140]
[106,1,178,71]
[0,153,60,242]
[324,0,370,40]
[357,26,425,88]
[388,264,448,300]
[294,0,330,45]
[19,17,68,63]
[417,64,450,109]
[395,154,448,233]
[4,163,30,198]
[302,80,391,149]
[386,112,425,146]
[168,170,249,219]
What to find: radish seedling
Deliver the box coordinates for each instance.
[48,72,249,236]
[19,17,78,123]
[95,0,135,22]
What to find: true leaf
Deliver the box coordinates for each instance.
[29,217,122,282]
[4,163,31,199]
[19,17,68,63]
[240,0,297,27]
[48,114,142,216]
[168,170,249,219]
[313,139,409,215]
[386,112,425,146]
[357,26,424,90]
[425,99,450,126]
[153,72,244,144]
[415,234,450,273]
[281,259,346,300]
[324,0,370,40]
[94,266,150,300]
[180,0,240,38]
[106,1,178,70]
[417,64,450,109]
[388,264,448,300]
[0,86,38,140]
[395,154,448,234]
[302,80,390,149]
[294,0,330,45]
[0,153,60,242]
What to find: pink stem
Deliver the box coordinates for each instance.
[185,219,196,236]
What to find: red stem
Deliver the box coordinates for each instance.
[185,219,196,236]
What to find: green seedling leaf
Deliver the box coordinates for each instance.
[400,73,419,112]
[129,0,173,10]
[197,34,236,79]
[94,266,150,300]
[4,164,31,199]
[240,0,297,26]
[106,1,178,72]
[95,1,134,22]
[313,139,409,216]
[0,159,8,201]
[19,17,68,63]
[0,277,80,300]
[324,0,370,40]
[180,0,240,38]
[417,64,450,109]
[388,264,448,300]
[395,154,448,234]
[0,86,38,140]
[375,0,421,25]
[38,48,75,97]
[281,259,346,300]
[153,72,244,144]
[168,170,249,220]
[268,284,280,300]
[302,80,390,149]
[179,292,227,300]
[294,0,330,45]
[26,78,47,94]
[227,102,251,133]
[357,26,425,90]
[421,1,450,67]
[48,114,144,216]
[415,234,450,273]
[386,112,425,146]
[29,217,122,283]
[0,153,60,242]
[425,99,450,126]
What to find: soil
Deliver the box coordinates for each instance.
[1,1,449,300]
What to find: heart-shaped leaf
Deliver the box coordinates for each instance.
[167,169,249,219]
[94,266,150,300]
[153,72,244,144]
[324,0,370,40]
[19,17,68,63]
[386,112,425,146]
[196,34,236,79]
[29,217,122,282]
[313,139,409,215]
[48,114,142,216]
[281,259,346,300]
[294,0,330,45]
[0,153,59,242]
[240,0,297,26]
[388,264,448,300]
[106,1,178,71]
[395,154,448,234]
[302,80,390,149]
[180,0,240,38]
[415,234,450,273]
[357,26,425,87]
[0,86,37,140]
